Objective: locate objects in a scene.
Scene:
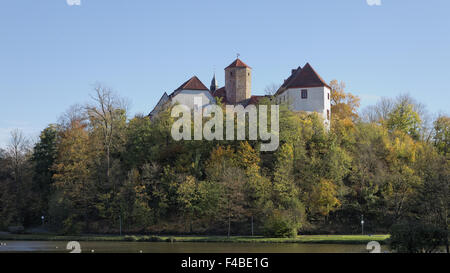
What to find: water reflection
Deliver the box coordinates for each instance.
[0,241,390,253]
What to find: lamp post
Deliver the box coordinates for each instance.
[41,215,45,227]
[361,214,364,235]
[119,215,122,236]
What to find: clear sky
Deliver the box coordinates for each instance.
[0,0,449,147]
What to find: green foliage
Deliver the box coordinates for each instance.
[31,124,59,216]
[433,115,450,156]
[390,221,447,253]
[0,85,447,242]
[263,210,300,238]
[387,103,421,138]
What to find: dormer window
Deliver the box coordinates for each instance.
[301,89,308,99]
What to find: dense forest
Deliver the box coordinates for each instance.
[0,81,448,240]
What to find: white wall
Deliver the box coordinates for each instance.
[150,92,169,116]
[171,90,216,109]
[277,86,331,129]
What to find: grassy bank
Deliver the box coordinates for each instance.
[0,233,390,245]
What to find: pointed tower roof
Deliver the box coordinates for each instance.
[225,58,251,69]
[210,73,218,92]
[174,76,209,92]
[284,63,330,89]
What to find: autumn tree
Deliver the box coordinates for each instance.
[51,111,96,233]
[86,84,128,192]
[329,80,360,122]
[205,146,246,237]
[432,115,450,156]
[387,102,421,139]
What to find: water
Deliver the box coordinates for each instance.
[0,241,390,253]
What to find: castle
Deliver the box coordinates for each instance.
[149,58,331,128]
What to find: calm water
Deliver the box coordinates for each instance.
[0,241,390,253]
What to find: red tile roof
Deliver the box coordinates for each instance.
[225,58,251,69]
[246,95,267,106]
[212,86,228,104]
[174,76,209,91]
[284,63,330,89]
[280,66,302,89]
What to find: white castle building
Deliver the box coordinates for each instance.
[149,58,331,128]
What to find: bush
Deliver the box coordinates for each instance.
[124,235,163,242]
[141,236,163,242]
[263,211,299,238]
[124,235,139,242]
[389,221,448,253]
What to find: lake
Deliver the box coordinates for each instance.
[0,241,390,253]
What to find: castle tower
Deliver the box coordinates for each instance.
[210,73,218,93]
[225,58,252,104]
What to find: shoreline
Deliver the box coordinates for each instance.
[0,233,390,245]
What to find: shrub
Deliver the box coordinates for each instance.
[389,221,448,253]
[124,235,139,242]
[263,211,299,238]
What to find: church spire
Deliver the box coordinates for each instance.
[210,73,218,92]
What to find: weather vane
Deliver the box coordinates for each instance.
[236,53,240,59]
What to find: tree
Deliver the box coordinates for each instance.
[32,125,59,216]
[273,144,298,208]
[361,97,394,124]
[205,146,246,237]
[177,175,200,232]
[86,84,128,192]
[387,103,421,139]
[270,143,304,235]
[115,168,153,232]
[432,115,450,156]
[329,80,360,122]
[384,132,421,223]
[236,141,270,235]
[309,178,341,217]
[51,118,96,233]
[218,167,246,238]
[412,145,449,252]
[390,221,447,253]
[123,115,155,169]
[6,129,30,185]
[264,83,281,96]
[4,129,36,226]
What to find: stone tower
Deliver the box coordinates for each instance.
[225,58,251,104]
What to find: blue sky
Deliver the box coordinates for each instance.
[0,0,449,147]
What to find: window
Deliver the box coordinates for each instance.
[327,110,330,120]
[301,89,308,99]
[328,93,330,100]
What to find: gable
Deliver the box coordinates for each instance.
[285,63,330,89]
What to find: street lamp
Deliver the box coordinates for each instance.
[361,214,364,235]
[41,215,45,227]
[119,215,122,236]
